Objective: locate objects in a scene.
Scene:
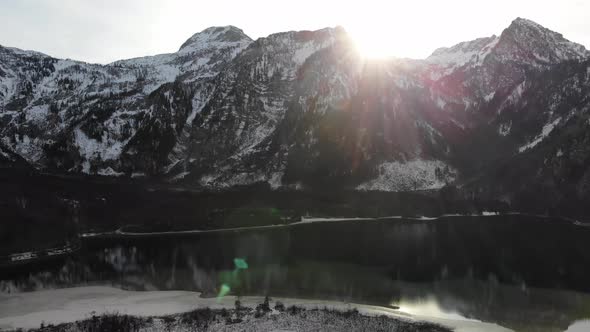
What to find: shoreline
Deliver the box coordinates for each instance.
[0,286,511,332]
[79,212,589,239]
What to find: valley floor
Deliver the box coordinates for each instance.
[0,286,510,332]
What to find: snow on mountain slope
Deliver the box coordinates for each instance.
[356,159,456,191]
[519,116,561,152]
[170,27,350,188]
[427,36,499,72]
[0,26,252,173]
[416,17,590,149]
[113,26,252,92]
[494,18,589,65]
[427,18,588,72]
[1,18,589,194]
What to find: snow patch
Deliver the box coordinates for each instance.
[435,97,446,109]
[200,169,285,190]
[24,104,50,124]
[74,128,130,166]
[498,122,511,136]
[482,211,499,216]
[171,171,190,181]
[519,117,561,152]
[294,217,371,225]
[13,135,44,163]
[566,320,590,332]
[357,159,457,192]
[268,171,283,189]
[185,92,208,125]
[97,167,124,177]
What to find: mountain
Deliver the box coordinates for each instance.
[0,26,252,176]
[1,18,589,214]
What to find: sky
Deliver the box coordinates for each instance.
[0,0,588,64]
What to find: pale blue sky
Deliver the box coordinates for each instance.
[0,0,588,64]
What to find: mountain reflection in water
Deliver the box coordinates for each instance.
[2,215,590,332]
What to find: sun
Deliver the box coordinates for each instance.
[349,29,397,59]
[346,24,403,59]
[343,17,432,60]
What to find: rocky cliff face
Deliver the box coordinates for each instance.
[0,26,252,176]
[1,18,589,206]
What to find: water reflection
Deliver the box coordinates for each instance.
[395,296,477,322]
[387,279,590,332]
[3,216,590,331]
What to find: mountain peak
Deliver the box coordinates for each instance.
[178,25,252,52]
[427,17,589,70]
[510,17,546,30]
[504,17,561,41]
[496,17,589,64]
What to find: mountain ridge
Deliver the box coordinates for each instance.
[0,18,589,216]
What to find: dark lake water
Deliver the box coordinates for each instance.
[2,215,590,331]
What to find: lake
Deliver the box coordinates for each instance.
[2,215,590,331]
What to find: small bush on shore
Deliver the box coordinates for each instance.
[274,301,285,312]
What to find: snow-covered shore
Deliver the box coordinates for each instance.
[0,286,510,332]
[79,212,588,239]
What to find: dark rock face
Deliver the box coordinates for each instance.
[0,18,589,208]
[0,141,29,169]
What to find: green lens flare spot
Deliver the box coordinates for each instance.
[217,284,231,299]
[234,258,249,270]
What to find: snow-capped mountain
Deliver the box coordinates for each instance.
[428,18,588,69]
[0,26,252,176]
[1,18,589,207]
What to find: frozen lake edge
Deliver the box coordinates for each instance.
[0,286,511,332]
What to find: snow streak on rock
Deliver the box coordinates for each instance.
[519,117,561,152]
